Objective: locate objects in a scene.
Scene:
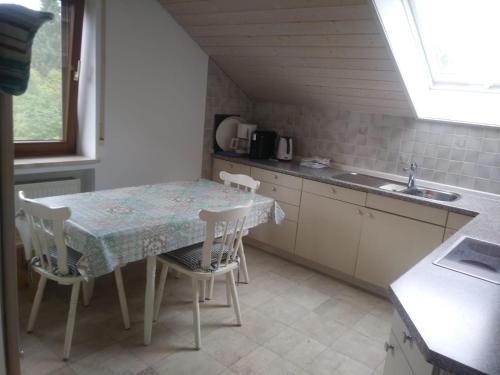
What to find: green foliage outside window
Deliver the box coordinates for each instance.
[14,0,63,141]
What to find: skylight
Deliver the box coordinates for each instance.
[373,0,500,126]
[407,0,500,91]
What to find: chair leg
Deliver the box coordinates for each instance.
[199,280,206,302]
[208,276,215,300]
[191,278,201,350]
[81,278,95,307]
[225,276,232,307]
[63,281,81,361]
[238,241,250,284]
[114,267,130,330]
[27,275,47,333]
[153,264,169,322]
[227,270,242,326]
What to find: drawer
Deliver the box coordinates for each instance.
[279,201,299,222]
[446,212,474,230]
[213,159,251,183]
[251,167,302,190]
[248,219,297,254]
[443,228,456,241]
[391,312,433,375]
[302,179,366,206]
[366,193,447,226]
[258,182,301,206]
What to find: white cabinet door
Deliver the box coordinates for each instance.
[295,192,364,275]
[249,219,297,254]
[384,333,414,375]
[355,209,444,288]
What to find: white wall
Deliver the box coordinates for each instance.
[95,0,208,189]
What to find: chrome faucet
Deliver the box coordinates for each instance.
[404,162,417,189]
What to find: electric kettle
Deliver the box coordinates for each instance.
[276,136,293,161]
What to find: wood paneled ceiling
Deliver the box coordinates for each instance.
[159,0,414,117]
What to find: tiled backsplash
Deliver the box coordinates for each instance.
[204,60,500,194]
[202,60,252,179]
[253,102,500,194]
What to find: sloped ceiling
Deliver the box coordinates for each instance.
[159,0,414,117]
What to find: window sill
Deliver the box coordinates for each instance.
[14,155,99,170]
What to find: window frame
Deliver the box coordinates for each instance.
[14,0,85,158]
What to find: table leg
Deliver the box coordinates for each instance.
[144,255,156,345]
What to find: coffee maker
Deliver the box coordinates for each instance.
[230,123,257,155]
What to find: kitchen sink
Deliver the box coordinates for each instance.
[434,237,500,284]
[402,187,461,202]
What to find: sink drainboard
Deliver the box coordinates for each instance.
[434,237,500,284]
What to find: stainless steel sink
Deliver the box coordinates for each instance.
[434,237,500,284]
[402,187,461,202]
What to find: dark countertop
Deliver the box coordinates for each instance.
[214,154,500,375]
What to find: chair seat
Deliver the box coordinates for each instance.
[159,243,236,272]
[31,246,82,276]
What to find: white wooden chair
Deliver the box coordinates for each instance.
[206,171,260,299]
[153,202,252,349]
[19,191,130,360]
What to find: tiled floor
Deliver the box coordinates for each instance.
[19,246,393,375]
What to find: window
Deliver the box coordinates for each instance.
[408,0,500,91]
[373,0,500,126]
[1,0,84,157]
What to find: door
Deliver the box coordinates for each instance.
[355,209,444,288]
[383,333,413,375]
[295,192,364,275]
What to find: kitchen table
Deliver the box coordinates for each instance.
[34,179,285,344]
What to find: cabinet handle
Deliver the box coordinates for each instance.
[384,342,394,353]
[273,174,278,179]
[403,331,413,344]
[368,212,374,219]
[272,187,277,192]
[331,187,337,194]
[358,209,364,216]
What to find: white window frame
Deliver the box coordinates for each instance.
[372,0,500,127]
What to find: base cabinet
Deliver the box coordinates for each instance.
[355,209,444,288]
[295,192,364,275]
[248,219,297,253]
[384,333,414,375]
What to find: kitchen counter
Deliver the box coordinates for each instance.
[214,154,500,375]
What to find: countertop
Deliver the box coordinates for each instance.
[214,154,500,375]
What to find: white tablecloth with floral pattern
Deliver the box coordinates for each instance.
[35,179,285,278]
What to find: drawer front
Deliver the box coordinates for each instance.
[258,181,301,206]
[366,193,447,226]
[251,167,302,190]
[213,159,251,183]
[302,179,366,206]
[446,212,473,230]
[279,201,300,222]
[391,312,434,375]
[248,219,297,253]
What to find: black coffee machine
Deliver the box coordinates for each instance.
[249,130,277,159]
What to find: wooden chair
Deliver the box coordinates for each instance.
[153,202,252,349]
[19,191,130,360]
[206,171,260,299]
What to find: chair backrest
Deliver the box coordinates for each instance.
[18,191,72,275]
[199,202,253,271]
[219,171,260,193]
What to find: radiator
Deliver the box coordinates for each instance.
[14,178,81,212]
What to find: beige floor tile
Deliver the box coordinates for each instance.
[235,309,288,344]
[231,346,280,375]
[283,284,331,310]
[331,329,386,369]
[203,327,259,367]
[21,336,67,375]
[299,274,355,298]
[69,343,148,374]
[154,350,226,375]
[262,357,310,375]
[292,312,348,347]
[237,288,275,308]
[314,298,368,327]
[47,366,78,375]
[283,337,327,369]
[255,296,309,325]
[263,327,309,356]
[305,348,373,375]
[353,314,392,343]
